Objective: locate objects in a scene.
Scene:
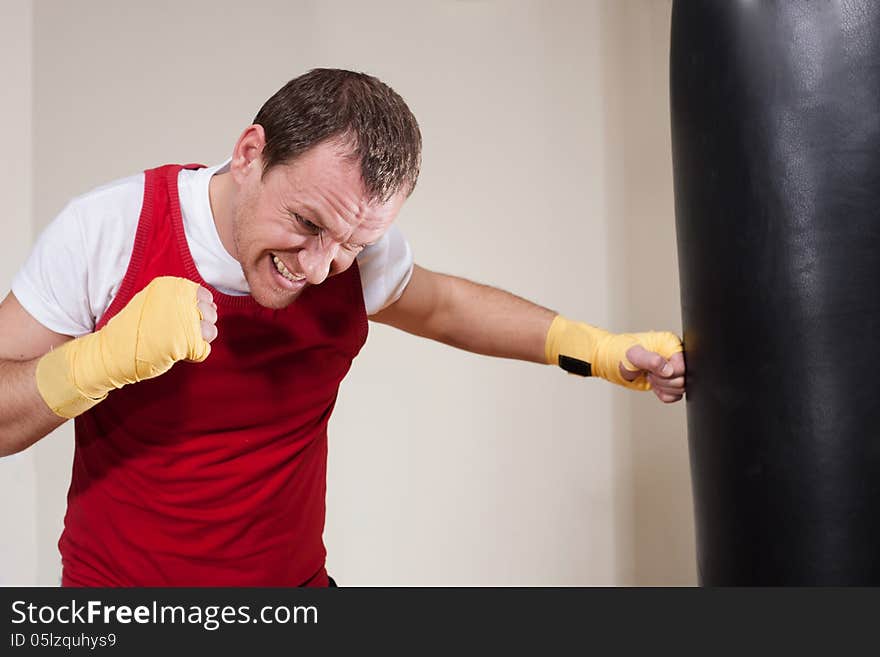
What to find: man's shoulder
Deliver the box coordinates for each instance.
[64,170,146,215]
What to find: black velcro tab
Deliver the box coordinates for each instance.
[558,355,592,377]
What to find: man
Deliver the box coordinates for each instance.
[0,69,685,586]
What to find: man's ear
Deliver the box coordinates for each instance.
[230,124,266,184]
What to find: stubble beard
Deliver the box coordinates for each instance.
[232,207,303,310]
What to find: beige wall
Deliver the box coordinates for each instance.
[4,0,693,586]
[601,1,695,584]
[0,0,39,586]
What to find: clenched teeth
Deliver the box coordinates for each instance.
[272,255,306,282]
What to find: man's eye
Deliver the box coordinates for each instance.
[294,214,319,233]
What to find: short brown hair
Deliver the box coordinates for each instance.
[253,68,422,202]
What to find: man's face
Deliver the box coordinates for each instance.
[231,140,405,309]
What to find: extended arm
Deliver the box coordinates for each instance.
[371,264,556,363]
[371,265,686,402]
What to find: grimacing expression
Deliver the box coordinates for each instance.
[232,141,406,309]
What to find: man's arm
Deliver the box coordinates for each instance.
[371,264,556,364]
[0,279,219,457]
[371,265,686,402]
[0,292,71,456]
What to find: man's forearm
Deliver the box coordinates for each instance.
[0,357,65,457]
[374,265,686,401]
[376,267,557,363]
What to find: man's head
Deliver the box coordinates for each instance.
[255,68,422,203]
[216,68,422,309]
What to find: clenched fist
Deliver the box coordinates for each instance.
[36,276,218,418]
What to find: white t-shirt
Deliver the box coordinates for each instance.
[12,161,414,337]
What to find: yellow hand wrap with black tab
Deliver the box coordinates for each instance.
[36,276,211,419]
[544,315,682,391]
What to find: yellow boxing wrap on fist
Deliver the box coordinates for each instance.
[35,276,211,418]
[544,315,682,391]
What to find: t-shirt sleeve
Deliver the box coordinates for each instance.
[356,224,414,316]
[11,201,95,337]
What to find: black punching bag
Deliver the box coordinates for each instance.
[671,1,880,585]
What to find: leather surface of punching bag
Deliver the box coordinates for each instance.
[671,1,880,584]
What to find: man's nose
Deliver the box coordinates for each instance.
[297,238,339,285]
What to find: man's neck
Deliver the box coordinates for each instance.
[208,171,238,260]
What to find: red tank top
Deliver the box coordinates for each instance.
[60,164,367,586]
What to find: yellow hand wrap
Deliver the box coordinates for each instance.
[36,276,211,418]
[544,315,682,391]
